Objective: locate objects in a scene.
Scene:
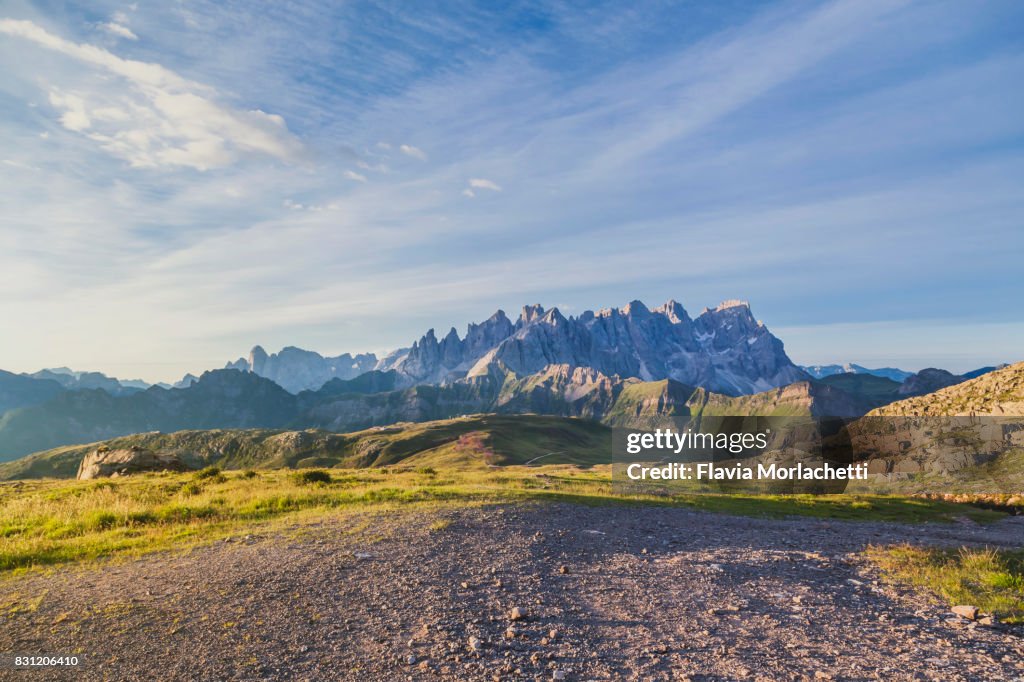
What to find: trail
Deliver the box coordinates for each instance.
[2,505,1022,681]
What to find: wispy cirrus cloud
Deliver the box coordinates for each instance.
[0,0,1021,380]
[462,177,501,197]
[399,143,427,161]
[0,18,303,170]
[100,21,136,40]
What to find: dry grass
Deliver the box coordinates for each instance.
[866,544,1024,624]
[0,465,1005,576]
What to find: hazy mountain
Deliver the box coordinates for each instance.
[174,373,199,389]
[225,346,378,393]
[961,364,1009,380]
[0,370,65,415]
[801,363,913,382]
[817,374,902,410]
[29,368,151,394]
[868,361,1024,416]
[897,368,966,396]
[0,371,297,458]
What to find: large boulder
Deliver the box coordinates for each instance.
[77,445,191,480]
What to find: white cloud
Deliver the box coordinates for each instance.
[399,143,427,160]
[468,178,501,191]
[461,188,475,198]
[101,22,137,41]
[48,90,90,131]
[357,160,388,173]
[0,19,303,171]
[344,169,367,182]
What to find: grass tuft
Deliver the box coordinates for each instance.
[194,466,226,484]
[866,544,1024,624]
[291,470,332,485]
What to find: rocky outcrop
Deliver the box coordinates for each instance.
[77,445,191,480]
[704,380,874,418]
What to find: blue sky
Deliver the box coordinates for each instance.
[1,0,1022,382]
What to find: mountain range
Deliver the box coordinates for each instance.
[0,298,1013,462]
[5,362,1021,481]
[228,300,810,396]
[0,363,871,463]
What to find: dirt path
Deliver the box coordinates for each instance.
[1,504,1022,681]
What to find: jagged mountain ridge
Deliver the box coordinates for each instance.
[0,360,864,461]
[385,299,809,395]
[236,298,808,396]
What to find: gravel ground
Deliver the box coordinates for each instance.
[1,504,1022,681]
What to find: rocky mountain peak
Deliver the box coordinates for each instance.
[653,299,689,324]
[248,345,269,374]
[518,304,545,326]
[620,300,650,318]
[541,307,567,326]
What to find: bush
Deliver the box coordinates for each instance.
[416,467,438,476]
[291,469,332,485]
[240,470,259,479]
[194,466,224,480]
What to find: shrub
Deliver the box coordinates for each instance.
[194,466,224,481]
[291,469,332,485]
[240,470,259,479]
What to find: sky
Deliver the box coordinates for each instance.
[1,0,1022,383]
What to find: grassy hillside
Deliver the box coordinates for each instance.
[0,415,612,480]
[702,381,871,418]
[869,362,1024,416]
[0,464,1004,576]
